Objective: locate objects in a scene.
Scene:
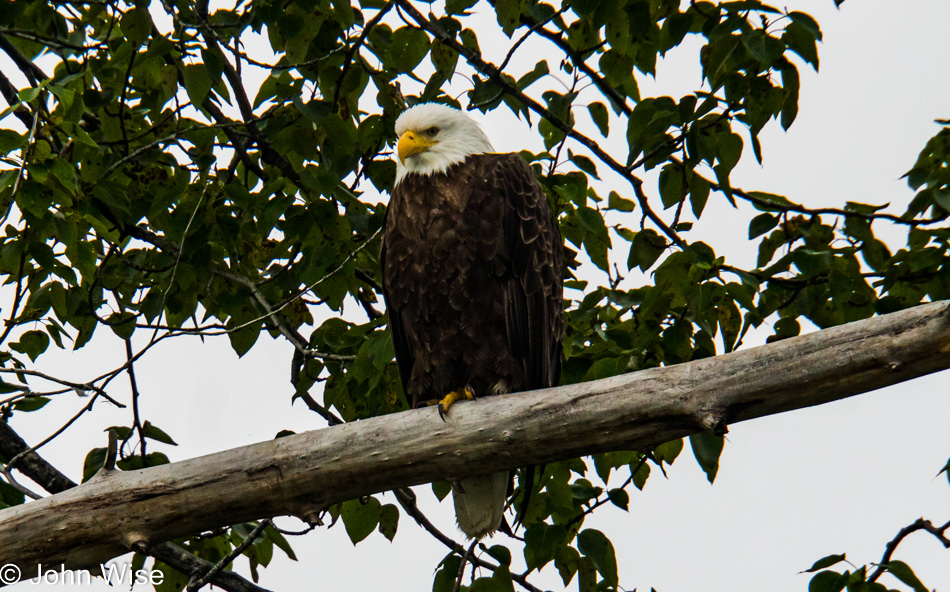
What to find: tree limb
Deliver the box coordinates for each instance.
[1,300,949,574]
[0,422,272,592]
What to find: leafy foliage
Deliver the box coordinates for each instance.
[0,0,947,590]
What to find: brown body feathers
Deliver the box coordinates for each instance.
[381,153,563,408]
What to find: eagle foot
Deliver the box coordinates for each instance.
[437,385,476,420]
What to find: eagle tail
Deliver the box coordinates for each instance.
[452,471,508,539]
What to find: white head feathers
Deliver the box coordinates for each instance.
[393,103,494,185]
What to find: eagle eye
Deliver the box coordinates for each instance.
[426,126,439,136]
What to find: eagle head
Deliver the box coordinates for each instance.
[393,103,494,185]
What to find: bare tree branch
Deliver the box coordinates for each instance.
[867,517,950,583]
[0,422,272,592]
[2,300,949,573]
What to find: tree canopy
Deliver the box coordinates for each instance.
[0,0,947,591]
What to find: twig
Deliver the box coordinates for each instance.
[532,24,632,116]
[496,6,568,74]
[4,393,102,471]
[141,541,275,592]
[104,429,118,471]
[187,520,272,591]
[124,339,147,457]
[0,421,77,494]
[867,518,950,582]
[0,250,28,346]
[0,465,42,500]
[452,540,478,592]
[95,120,265,184]
[10,111,38,199]
[0,368,124,407]
[393,488,544,592]
[674,157,946,227]
[333,1,396,105]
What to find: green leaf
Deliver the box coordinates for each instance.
[808,570,848,592]
[932,188,950,212]
[783,21,819,70]
[717,132,744,173]
[748,191,793,208]
[690,174,711,218]
[107,312,136,340]
[389,27,430,72]
[658,164,685,208]
[588,102,609,136]
[13,396,50,412]
[654,438,684,465]
[486,545,512,567]
[881,561,928,592]
[183,63,212,106]
[607,191,636,213]
[377,503,399,541]
[340,497,381,544]
[577,556,596,592]
[433,555,463,592]
[576,529,618,586]
[938,457,950,485]
[607,488,629,510]
[11,330,50,362]
[446,0,478,14]
[264,524,298,560]
[805,554,847,573]
[121,6,153,45]
[18,86,42,103]
[570,479,602,502]
[788,11,822,41]
[517,60,549,90]
[495,0,524,35]
[554,545,581,586]
[431,480,451,501]
[430,39,459,78]
[82,447,107,483]
[0,480,25,508]
[570,152,599,179]
[154,559,189,592]
[631,459,650,490]
[142,421,178,446]
[689,430,724,484]
[780,63,801,131]
[742,29,785,65]
[628,229,666,272]
[524,523,566,570]
[749,213,778,239]
[227,318,263,358]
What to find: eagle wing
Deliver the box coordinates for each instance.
[493,154,563,391]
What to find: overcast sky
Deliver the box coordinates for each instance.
[5,1,950,591]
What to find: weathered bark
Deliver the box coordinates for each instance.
[1,300,949,575]
[0,422,272,592]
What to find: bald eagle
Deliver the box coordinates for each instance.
[380,103,563,539]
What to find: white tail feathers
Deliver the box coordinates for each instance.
[452,471,508,539]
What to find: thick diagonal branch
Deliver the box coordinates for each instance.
[1,300,949,574]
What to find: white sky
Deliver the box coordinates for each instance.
[3,1,949,591]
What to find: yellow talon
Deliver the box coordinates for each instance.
[438,386,476,420]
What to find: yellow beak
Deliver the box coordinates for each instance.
[397,130,438,164]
